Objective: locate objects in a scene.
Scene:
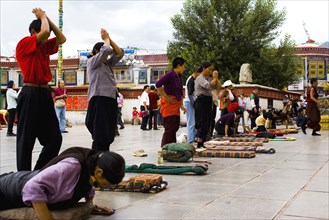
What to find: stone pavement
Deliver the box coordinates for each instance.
[0,125,328,220]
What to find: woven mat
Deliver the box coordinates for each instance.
[202,141,263,147]
[195,150,255,158]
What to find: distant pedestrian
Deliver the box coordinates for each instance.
[194,62,219,148]
[53,79,68,133]
[238,92,248,132]
[148,85,160,130]
[302,78,323,136]
[156,57,186,147]
[249,88,260,129]
[85,28,124,151]
[6,80,18,137]
[183,65,200,143]
[15,8,66,171]
[140,85,150,130]
[117,88,125,130]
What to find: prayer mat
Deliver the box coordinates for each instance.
[125,163,208,175]
[254,131,284,136]
[269,136,296,141]
[97,174,167,193]
[231,133,256,137]
[195,150,255,158]
[0,202,93,220]
[213,137,256,142]
[253,138,269,143]
[267,128,299,134]
[255,146,276,154]
[205,145,256,151]
[201,140,263,147]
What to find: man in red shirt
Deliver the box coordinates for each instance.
[15,8,66,171]
[148,85,160,130]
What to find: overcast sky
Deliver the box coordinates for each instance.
[0,0,328,58]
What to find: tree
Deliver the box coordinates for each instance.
[167,0,298,88]
[252,34,301,89]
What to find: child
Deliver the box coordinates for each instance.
[131,107,141,125]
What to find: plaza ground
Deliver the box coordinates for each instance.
[0,124,328,220]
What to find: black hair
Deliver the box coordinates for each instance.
[150,85,155,90]
[7,80,14,88]
[143,85,149,90]
[172,57,186,69]
[310,78,317,85]
[197,66,203,73]
[29,19,52,35]
[29,19,41,34]
[88,42,104,58]
[235,107,243,116]
[97,151,125,184]
[202,61,212,69]
[133,107,137,109]
[117,87,120,92]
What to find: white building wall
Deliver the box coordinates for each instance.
[76,69,85,86]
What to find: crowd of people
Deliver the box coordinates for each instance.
[0,6,325,219]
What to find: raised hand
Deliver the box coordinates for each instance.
[100,28,110,41]
[32,8,47,19]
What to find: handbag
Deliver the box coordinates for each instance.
[55,99,66,108]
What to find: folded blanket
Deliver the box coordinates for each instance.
[195,150,256,158]
[162,143,195,162]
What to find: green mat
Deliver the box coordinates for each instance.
[125,163,208,175]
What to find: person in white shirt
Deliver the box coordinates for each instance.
[140,85,150,130]
[6,80,19,136]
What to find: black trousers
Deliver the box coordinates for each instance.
[117,107,124,128]
[16,86,62,171]
[250,107,260,129]
[7,108,16,134]
[140,105,149,130]
[149,109,159,130]
[208,103,217,138]
[215,122,233,136]
[195,95,212,142]
[86,96,118,151]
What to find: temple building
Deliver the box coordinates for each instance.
[288,40,329,95]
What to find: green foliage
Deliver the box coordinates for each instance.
[167,0,298,89]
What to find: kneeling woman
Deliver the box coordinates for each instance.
[215,109,243,137]
[255,110,280,132]
[0,147,125,219]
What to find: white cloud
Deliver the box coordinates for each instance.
[1,0,328,57]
